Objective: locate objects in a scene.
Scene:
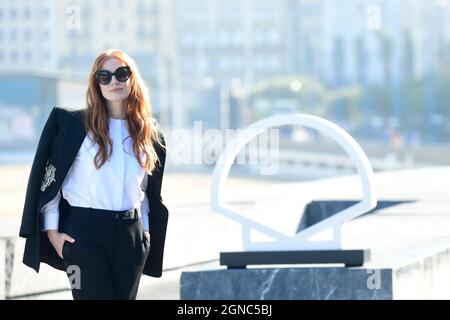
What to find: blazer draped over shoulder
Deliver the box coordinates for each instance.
[19,107,169,277]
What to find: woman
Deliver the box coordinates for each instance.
[19,49,169,300]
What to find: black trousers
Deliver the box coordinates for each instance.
[60,197,150,300]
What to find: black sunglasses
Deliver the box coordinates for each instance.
[96,66,132,85]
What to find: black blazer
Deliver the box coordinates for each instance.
[19,107,169,277]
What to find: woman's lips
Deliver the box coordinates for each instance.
[110,88,123,93]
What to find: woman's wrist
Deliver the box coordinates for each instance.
[46,229,59,237]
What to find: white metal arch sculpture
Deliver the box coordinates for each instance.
[211,113,377,251]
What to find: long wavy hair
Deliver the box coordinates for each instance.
[85,49,164,175]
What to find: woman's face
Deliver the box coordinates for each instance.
[98,57,132,102]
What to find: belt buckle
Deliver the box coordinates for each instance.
[122,208,140,220]
[122,210,133,220]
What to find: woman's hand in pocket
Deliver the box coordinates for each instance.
[47,230,76,259]
[144,231,150,243]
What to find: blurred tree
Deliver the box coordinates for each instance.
[327,86,363,129]
[354,34,366,84]
[403,29,414,79]
[247,75,327,120]
[354,33,374,137]
[245,70,450,145]
[333,36,345,87]
[376,31,394,85]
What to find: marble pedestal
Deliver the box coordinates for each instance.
[180,246,450,300]
[180,266,391,300]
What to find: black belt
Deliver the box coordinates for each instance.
[115,207,141,220]
[62,197,141,220]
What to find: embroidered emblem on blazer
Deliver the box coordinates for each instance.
[41,160,56,192]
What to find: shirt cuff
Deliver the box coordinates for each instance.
[42,212,60,231]
[141,212,150,232]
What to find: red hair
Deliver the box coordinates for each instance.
[85,49,164,174]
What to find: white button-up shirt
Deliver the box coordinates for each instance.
[41,118,150,231]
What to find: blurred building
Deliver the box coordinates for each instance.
[0,0,176,126]
[315,0,450,86]
[0,0,62,126]
[56,0,164,77]
[2,0,450,130]
[55,0,175,125]
[173,0,297,129]
[174,0,293,89]
[0,0,58,71]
